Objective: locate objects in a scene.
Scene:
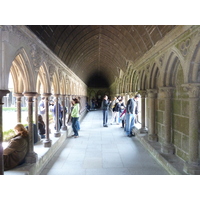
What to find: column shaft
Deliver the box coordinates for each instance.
[160,87,175,154]
[43,93,52,147]
[54,94,61,137]
[147,89,157,141]
[183,84,200,174]
[0,90,10,175]
[24,92,38,163]
[61,95,67,131]
[139,90,148,133]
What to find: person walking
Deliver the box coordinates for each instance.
[102,95,111,127]
[71,98,80,138]
[110,99,120,125]
[125,94,140,137]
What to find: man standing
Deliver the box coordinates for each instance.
[125,94,140,137]
[102,95,111,127]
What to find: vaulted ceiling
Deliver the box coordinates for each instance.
[26,25,176,88]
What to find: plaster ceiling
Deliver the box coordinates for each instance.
[26,25,176,87]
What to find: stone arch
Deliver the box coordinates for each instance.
[188,41,200,83]
[51,70,60,94]
[10,49,35,93]
[117,79,122,94]
[132,71,140,92]
[130,70,136,92]
[59,75,67,95]
[36,64,51,94]
[66,78,71,94]
[138,69,148,90]
[148,63,160,89]
[162,51,182,87]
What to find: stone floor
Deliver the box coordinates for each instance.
[40,110,169,175]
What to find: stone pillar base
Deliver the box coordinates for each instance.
[25,152,38,163]
[140,127,148,133]
[183,161,200,175]
[54,131,61,137]
[43,139,52,147]
[161,143,175,154]
[148,134,158,142]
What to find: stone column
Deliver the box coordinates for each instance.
[34,94,40,139]
[0,90,10,175]
[139,90,148,133]
[125,93,129,104]
[14,93,23,123]
[43,93,52,147]
[61,95,67,131]
[182,83,200,174]
[160,87,175,154]
[147,89,158,141]
[54,94,61,137]
[23,92,38,164]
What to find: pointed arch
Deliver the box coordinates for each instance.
[10,49,36,93]
[149,63,160,89]
[36,64,51,94]
[138,69,148,90]
[188,41,200,83]
[163,52,181,87]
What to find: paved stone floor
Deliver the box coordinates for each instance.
[40,110,169,175]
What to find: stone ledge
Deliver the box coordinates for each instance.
[136,133,187,175]
[4,110,87,175]
[4,127,71,175]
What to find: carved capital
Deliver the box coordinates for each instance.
[147,89,157,98]
[0,90,10,104]
[182,83,200,98]
[138,90,147,98]
[159,87,174,98]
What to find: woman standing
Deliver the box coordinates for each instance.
[3,124,29,171]
[71,98,80,138]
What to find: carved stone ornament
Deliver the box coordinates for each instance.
[147,89,157,98]
[182,83,200,98]
[159,54,165,67]
[179,38,191,57]
[30,43,42,72]
[159,87,174,98]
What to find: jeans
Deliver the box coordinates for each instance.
[103,109,108,126]
[72,117,79,136]
[125,113,135,135]
[77,120,80,130]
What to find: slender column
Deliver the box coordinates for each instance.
[14,93,23,123]
[43,93,52,147]
[125,94,129,104]
[34,94,40,139]
[139,90,148,133]
[61,95,67,131]
[54,94,61,137]
[160,87,175,154]
[0,90,10,175]
[182,83,200,174]
[147,89,158,141]
[23,92,38,163]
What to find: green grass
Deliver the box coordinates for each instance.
[3,107,28,111]
[3,129,15,142]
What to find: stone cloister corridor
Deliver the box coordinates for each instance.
[1,24,200,180]
[2,0,200,197]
